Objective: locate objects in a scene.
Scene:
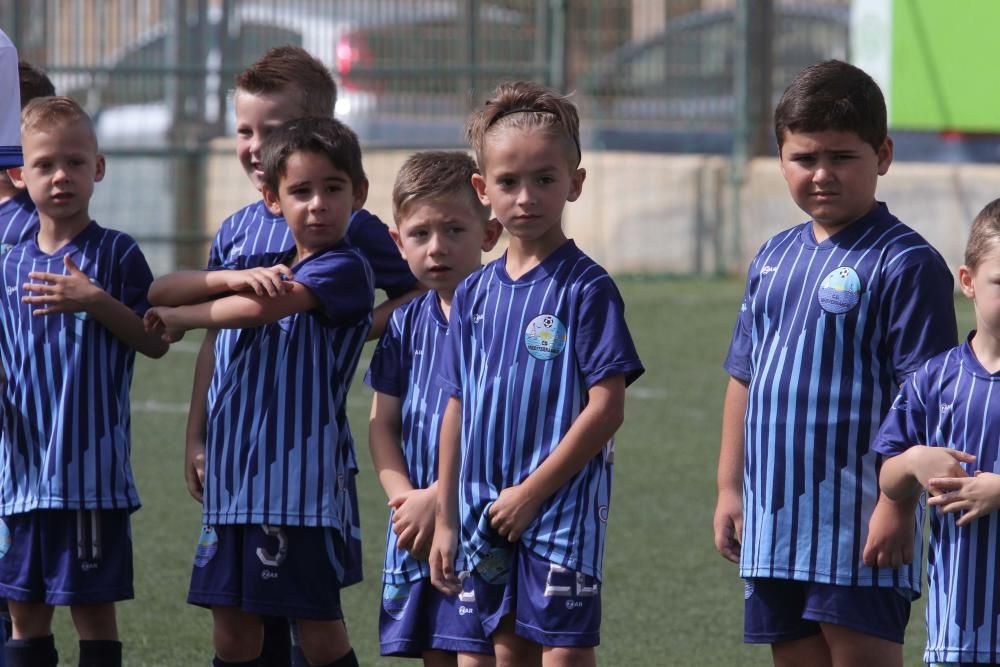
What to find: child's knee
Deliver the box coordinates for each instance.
[293,618,350,664]
[211,606,263,661]
[7,600,54,639]
[70,602,118,641]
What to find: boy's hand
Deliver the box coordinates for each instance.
[429,521,461,596]
[862,495,914,568]
[185,438,206,503]
[906,446,975,492]
[927,471,1000,526]
[389,486,437,560]
[488,483,542,542]
[22,255,103,315]
[713,489,743,563]
[143,306,186,343]
[225,265,294,297]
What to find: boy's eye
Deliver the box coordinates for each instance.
[538,176,555,185]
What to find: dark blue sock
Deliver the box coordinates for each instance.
[78,639,122,667]
[212,657,261,667]
[5,634,58,667]
[316,648,358,667]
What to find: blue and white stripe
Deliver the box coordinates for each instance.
[875,339,1000,664]
[0,191,38,253]
[0,222,153,514]
[202,242,374,530]
[725,203,957,591]
[442,240,643,582]
[365,290,451,584]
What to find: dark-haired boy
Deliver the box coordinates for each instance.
[146,116,371,667]
[713,60,958,666]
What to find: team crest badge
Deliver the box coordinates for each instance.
[0,519,9,559]
[0,243,12,255]
[382,583,411,620]
[193,526,219,567]
[818,266,862,314]
[524,314,567,361]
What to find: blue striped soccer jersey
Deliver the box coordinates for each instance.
[365,290,452,584]
[441,240,644,583]
[0,222,154,514]
[202,240,373,530]
[874,339,1000,664]
[0,190,38,255]
[205,202,415,408]
[724,203,957,591]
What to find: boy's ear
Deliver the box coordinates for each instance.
[262,184,282,216]
[959,265,975,299]
[481,217,503,252]
[566,167,586,203]
[94,154,106,183]
[388,226,406,260]
[352,178,369,210]
[876,137,893,176]
[6,167,24,189]
[471,173,490,207]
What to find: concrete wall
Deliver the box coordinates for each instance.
[205,137,1000,277]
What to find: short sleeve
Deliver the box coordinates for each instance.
[871,374,927,457]
[347,210,417,298]
[206,219,230,270]
[293,249,373,327]
[883,254,958,383]
[574,276,644,387]
[723,279,753,382]
[115,240,155,316]
[440,283,466,399]
[365,310,405,397]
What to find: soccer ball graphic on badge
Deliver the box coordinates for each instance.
[818,266,862,314]
[523,314,568,361]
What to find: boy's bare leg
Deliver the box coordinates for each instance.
[69,602,118,640]
[294,618,352,665]
[457,651,495,667]
[211,606,263,663]
[423,648,457,666]
[492,616,541,667]
[542,646,596,667]
[822,623,901,667]
[6,600,54,639]
[771,635,832,667]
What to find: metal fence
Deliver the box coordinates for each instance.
[1,0,849,273]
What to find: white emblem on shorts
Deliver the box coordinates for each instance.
[458,605,474,616]
[0,519,9,559]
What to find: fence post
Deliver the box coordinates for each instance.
[548,0,568,92]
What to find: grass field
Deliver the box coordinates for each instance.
[45,278,973,666]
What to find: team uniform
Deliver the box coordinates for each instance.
[0,29,20,169]
[365,290,492,657]
[724,203,957,642]
[0,221,155,605]
[187,240,374,619]
[441,240,644,646]
[0,191,38,255]
[874,338,1000,665]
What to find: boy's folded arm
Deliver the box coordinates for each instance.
[879,449,924,500]
[368,285,427,341]
[165,281,320,330]
[490,375,626,541]
[88,291,169,358]
[148,265,293,306]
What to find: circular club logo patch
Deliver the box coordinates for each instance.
[818,266,862,314]
[193,526,219,568]
[0,519,9,560]
[382,582,411,620]
[524,314,567,361]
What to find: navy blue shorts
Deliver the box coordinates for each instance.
[472,545,601,648]
[187,524,361,620]
[743,578,911,644]
[0,509,133,605]
[380,575,493,657]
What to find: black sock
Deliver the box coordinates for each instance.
[78,639,122,667]
[213,657,261,667]
[6,634,59,667]
[316,648,358,667]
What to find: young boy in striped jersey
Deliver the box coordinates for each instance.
[187,46,417,666]
[876,197,1000,666]
[714,60,958,666]
[0,61,54,254]
[144,117,370,667]
[0,96,167,667]
[429,81,644,666]
[366,151,500,664]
